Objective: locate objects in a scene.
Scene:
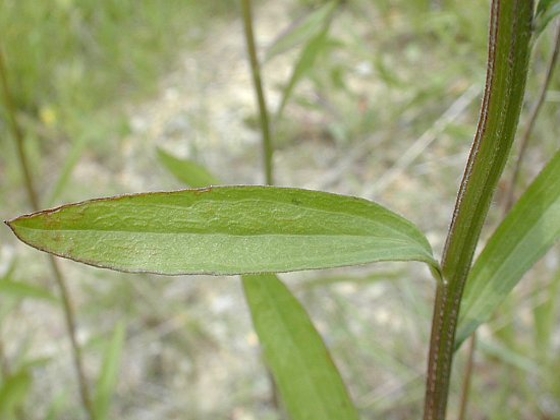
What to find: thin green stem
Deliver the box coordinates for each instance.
[241,0,274,185]
[0,45,94,420]
[240,1,284,416]
[423,1,533,419]
[0,46,39,211]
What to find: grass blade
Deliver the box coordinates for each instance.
[0,279,59,304]
[276,27,332,120]
[93,322,126,420]
[156,148,220,187]
[455,151,560,348]
[243,274,359,420]
[0,369,32,420]
[535,0,560,36]
[264,0,338,62]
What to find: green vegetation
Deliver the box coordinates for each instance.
[1,0,559,419]
[0,0,235,203]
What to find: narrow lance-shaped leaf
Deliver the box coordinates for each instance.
[6,186,438,276]
[0,280,59,304]
[534,0,560,36]
[455,151,560,348]
[264,0,338,62]
[0,369,32,419]
[93,321,126,420]
[276,27,332,120]
[243,274,359,420]
[157,147,220,188]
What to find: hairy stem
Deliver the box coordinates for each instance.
[423,1,533,419]
[0,45,94,420]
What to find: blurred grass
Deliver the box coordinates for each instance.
[0,0,236,208]
[1,0,559,419]
[0,0,235,113]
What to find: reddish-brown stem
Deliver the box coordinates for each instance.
[423,1,533,418]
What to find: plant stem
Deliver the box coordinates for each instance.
[240,0,274,185]
[423,1,533,419]
[240,2,286,416]
[0,45,94,420]
[0,47,39,211]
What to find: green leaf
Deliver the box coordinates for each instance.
[264,0,338,62]
[477,338,540,374]
[0,369,32,420]
[242,274,359,420]
[455,151,560,349]
[6,186,438,276]
[157,148,220,188]
[533,269,560,357]
[93,322,126,420]
[45,393,69,420]
[276,28,333,120]
[535,0,560,36]
[0,280,59,304]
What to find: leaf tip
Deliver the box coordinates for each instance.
[4,217,18,233]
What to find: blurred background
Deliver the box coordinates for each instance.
[1,0,559,419]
